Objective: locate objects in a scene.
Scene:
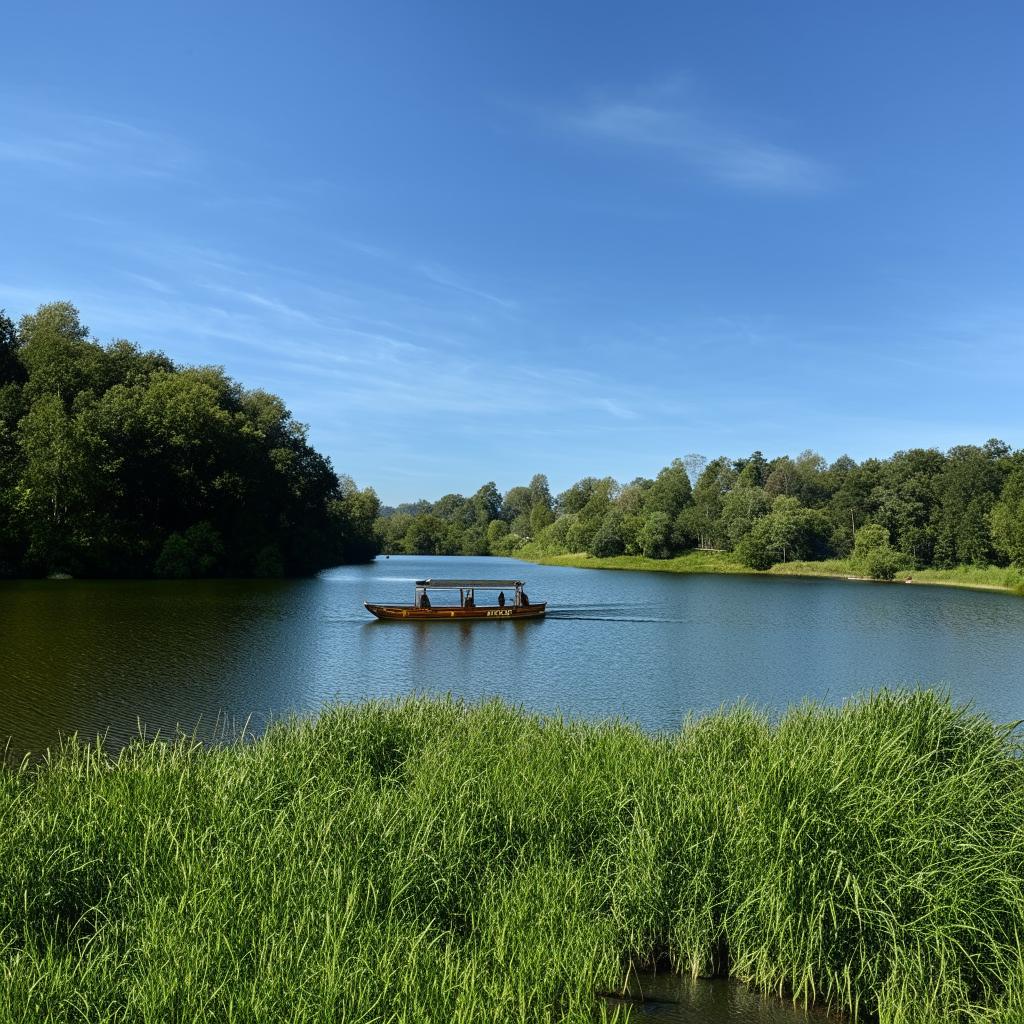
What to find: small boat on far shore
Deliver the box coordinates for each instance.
[365,578,546,621]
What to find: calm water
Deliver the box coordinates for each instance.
[3,555,1020,1021]
[612,973,831,1022]
[3,554,1024,758]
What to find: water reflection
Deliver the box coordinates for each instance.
[3,554,1024,758]
[608,973,831,1022]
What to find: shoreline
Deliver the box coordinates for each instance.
[517,549,1024,596]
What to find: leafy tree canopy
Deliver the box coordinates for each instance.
[0,303,378,578]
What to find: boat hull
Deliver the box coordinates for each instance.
[364,602,546,621]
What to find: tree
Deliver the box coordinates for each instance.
[931,444,1006,567]
[528,473,553,514]
[720,485,770,547]
[851,523,908,580]
[155,521,224,578]
[529,503,554,536]
[17,394,96,570]
[487,519,510,548]
[331,480,381,563]
[502,485,533,528]
[589,509,626,557]
[676,457,735,550]
[735,451,769,488]
[765,496,803,563]
[637,511,673,559]
[644,458,693,520]
[403,515,450,555]
[433,492,475,526]
[991,469,1024,567]
[470,481,502,526]
[557,477,602,515]
[736,520,776,570]
[0,310,22,385]
[18,302,102,405]
[0,301,378,577]
[734,496,829,568]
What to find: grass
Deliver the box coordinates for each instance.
[517,548,752,576]
[520,548,1024,596]
[3,692,1024,1022]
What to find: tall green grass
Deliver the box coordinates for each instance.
[2,691,1024,1022]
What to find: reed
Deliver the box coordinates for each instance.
[2,691,1023,1022]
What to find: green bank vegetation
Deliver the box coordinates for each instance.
[3,691,1024,1023]
[377,445,1024,589]
[0,303,379,578]
[523,549,1024,595]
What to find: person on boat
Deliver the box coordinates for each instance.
[498,591,505,608]
[419,590,431,609]
[520,590,529,606]
[464,589,475,607]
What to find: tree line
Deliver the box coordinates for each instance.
[0,302,379,578]
[376,445,1024,579]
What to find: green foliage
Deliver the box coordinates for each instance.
[588,509,626,557]
[851,523,910,580]
[720,484,770,547]
[0,302,377,577]
[736,520,776,570]
[733,496,830,569]
[3,692,1024,1022]
[154,521,224,578]
[376,473,556,557]
[450,441,1023,584]
[0,310,21,385]
[931,443,1007,567]
[990,468,1024,567]
[644,458,692,519]
[636,510,673,559]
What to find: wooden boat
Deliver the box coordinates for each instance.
[365,579,546,621]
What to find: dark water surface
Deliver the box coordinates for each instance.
[611,972,831,1021]
[3,554,1024,758]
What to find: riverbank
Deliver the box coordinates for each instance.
[3,692,1023,1022]
[519,547,1024,595]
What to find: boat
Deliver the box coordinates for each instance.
[364,579,546,621]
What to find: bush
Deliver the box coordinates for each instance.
[851,523,910,580]
[736,521,775,570]
[589,511,626,557]
[154,521,224,578]
[251,543,285,578]
[859,546,909,581]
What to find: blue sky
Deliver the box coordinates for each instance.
[2,1,1022,504]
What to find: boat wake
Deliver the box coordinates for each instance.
[546,605,688,623]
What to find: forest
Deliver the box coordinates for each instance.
[0,303,379,578]
[376,445,1024,579]
[4,301,1023,584]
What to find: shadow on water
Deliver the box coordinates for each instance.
[604,973,833,1022]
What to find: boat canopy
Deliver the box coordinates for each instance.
[415,579,523,589]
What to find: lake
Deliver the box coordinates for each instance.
[3,554,1024,759]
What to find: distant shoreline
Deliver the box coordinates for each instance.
[517,549,1024,597]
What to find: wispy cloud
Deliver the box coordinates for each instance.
[121,272,175,295]
[0,105,195,180]
[202,284,320,325]
[3,223,648,430]
[561,90,830,193]
[416,263,518,311]
[593,397,639,421]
